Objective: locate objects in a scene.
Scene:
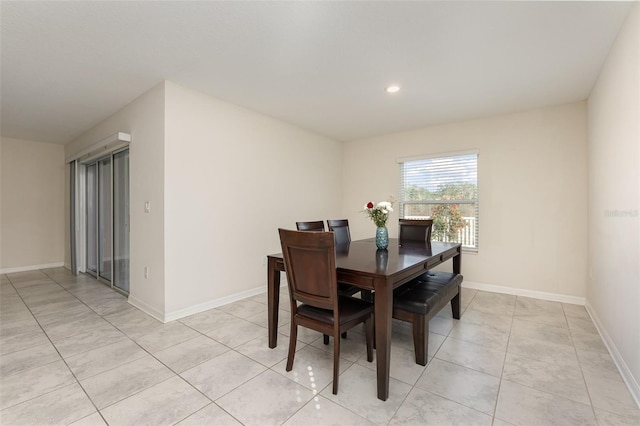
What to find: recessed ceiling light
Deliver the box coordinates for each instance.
[385,85,400,93]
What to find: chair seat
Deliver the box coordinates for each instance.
[338,283,373,303]
[297,296,373,325]
[393,271,463,315]
[338,283,361,296]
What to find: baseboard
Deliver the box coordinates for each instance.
[0,262,65,275]
[127,295,166,323]
[163,285,269,323]
[163,280,582,323]
[463,280,586,305]
[585,301,640,408]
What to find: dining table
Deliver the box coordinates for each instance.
[266,237,462,401]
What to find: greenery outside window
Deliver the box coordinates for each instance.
[398,152,478,251]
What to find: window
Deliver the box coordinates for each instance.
[399,152,478,251]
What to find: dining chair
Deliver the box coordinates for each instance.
[326,219,351,245]
[327,219,374,305]
[278,228,374,394]
[398,219,434,245]
[295,221,325,232]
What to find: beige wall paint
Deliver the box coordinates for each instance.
[61,80,343,320]
[65,83,166,318]
[1,138,65,271]
[587,3,639,399]
[343,102,588,298]
[164,82,343,316]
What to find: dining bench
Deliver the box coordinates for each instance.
[392,270,463,365]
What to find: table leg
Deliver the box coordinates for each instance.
[374,276,393,401]
[452,247,462,318]
[267,257,281,348]
[453,248,462,274]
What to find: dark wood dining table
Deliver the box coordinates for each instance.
[267,237,462,401]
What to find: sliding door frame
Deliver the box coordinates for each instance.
[73,163,87,274]
[67,133,131,295]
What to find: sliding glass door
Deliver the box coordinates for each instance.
[86,164,98,276]
[113,150,130,293]
[84,149,129,293]
[98,158,112,282]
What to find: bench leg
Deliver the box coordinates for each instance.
[412,313,428,366]
[451,289,461,320]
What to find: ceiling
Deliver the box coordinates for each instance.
[1,1,634,144]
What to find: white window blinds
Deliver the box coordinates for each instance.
[399,152,479,250]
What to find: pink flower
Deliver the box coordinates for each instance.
[367,202,374,209]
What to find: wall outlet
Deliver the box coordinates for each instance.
[144,266,149,279]
[144,201,151,213]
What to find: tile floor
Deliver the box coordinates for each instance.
[1,267,639,426]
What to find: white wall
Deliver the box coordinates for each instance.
[65,83,166,318]
[587,3,640,402]
[163,82,343,318]
[343,102,588,300]
[1,138,66,271]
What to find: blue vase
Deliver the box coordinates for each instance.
[375,226,389,250]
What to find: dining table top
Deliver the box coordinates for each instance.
[333,237,459,272]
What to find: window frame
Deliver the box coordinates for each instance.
[398,150,479,252]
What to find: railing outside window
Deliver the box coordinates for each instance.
[404,215,476,248]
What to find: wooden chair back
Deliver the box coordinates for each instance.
[278,228,337,311]
[327,219,351,245]
[399,219,434,244]
[295,221,325,232]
